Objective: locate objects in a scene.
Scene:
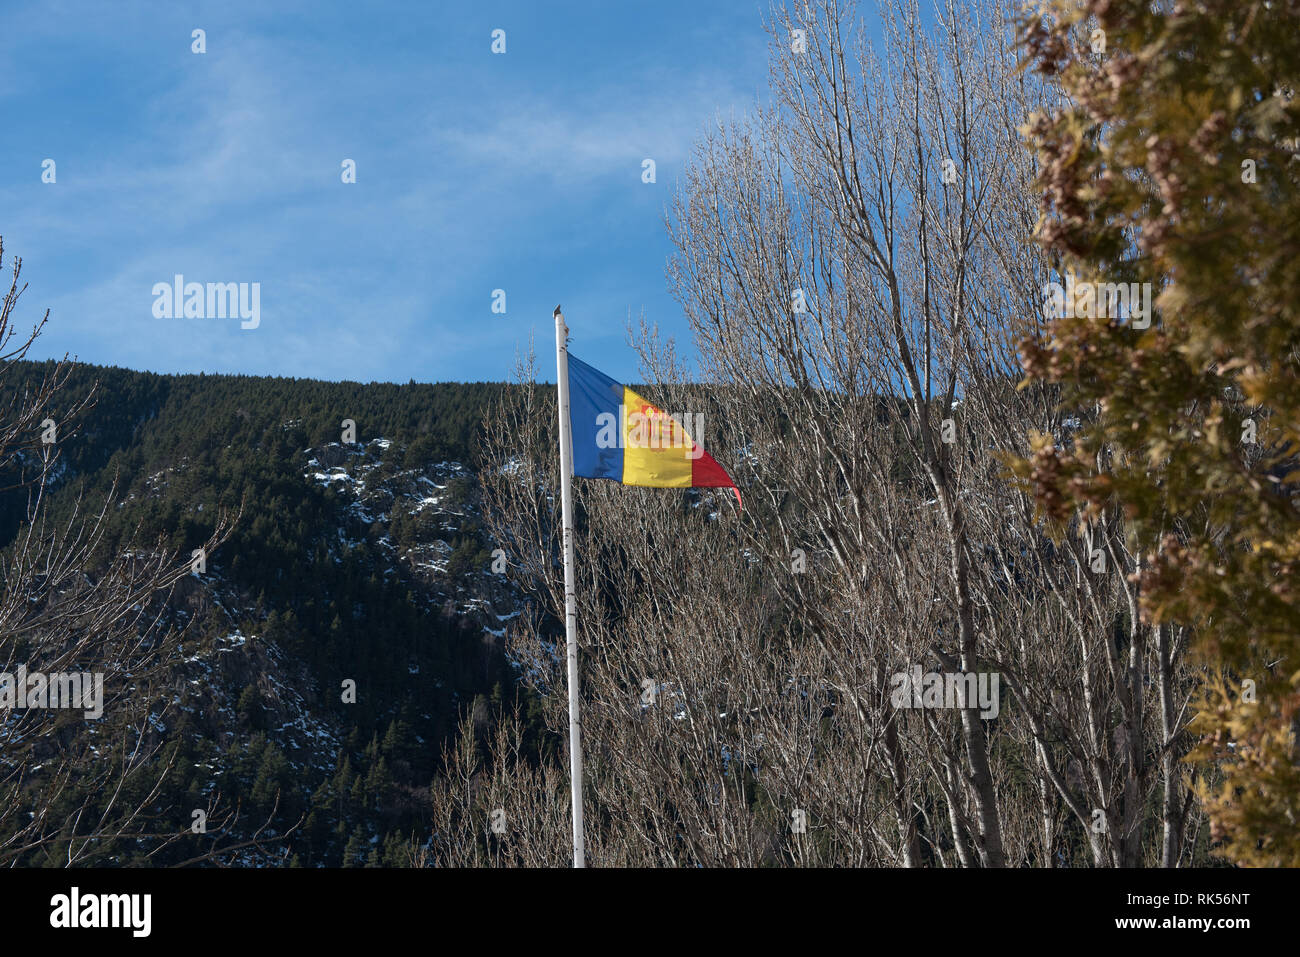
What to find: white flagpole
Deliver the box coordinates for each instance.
[553,305,586,868]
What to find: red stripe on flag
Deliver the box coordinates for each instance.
[691,450,742,511]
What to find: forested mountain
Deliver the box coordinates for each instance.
[0,359,548,866]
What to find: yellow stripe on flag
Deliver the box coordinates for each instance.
[620,387,694,487]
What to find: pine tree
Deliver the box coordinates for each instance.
[236,684,264,731]
[341,829,367,868]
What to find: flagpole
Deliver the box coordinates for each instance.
[553,305,586,868]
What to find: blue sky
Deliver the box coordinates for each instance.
[0,1,776,384]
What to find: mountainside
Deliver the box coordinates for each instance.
[0,360,548,866]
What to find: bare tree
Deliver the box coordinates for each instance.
[0,238,256,866]
[442,0,1208,868]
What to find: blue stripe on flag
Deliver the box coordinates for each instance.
[567,354,623,480]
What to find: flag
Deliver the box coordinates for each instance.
[565,353,741,509]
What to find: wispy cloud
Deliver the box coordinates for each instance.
[0,0,769,383]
